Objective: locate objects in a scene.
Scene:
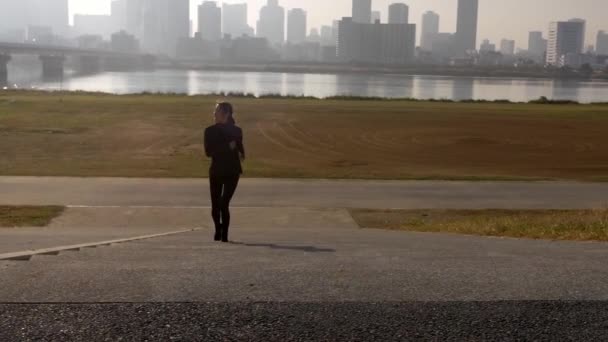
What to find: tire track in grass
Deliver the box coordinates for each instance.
[286,120,343,157]
[255,122,329,162]
[276,122,344,158]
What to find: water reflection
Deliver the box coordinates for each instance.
[551,80,580,102]
[6,68,608,103]
[452,77,474,100]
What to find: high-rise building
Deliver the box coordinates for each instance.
[198,1,222,41]
[320,25,333,46]
[455,0,479,56]
[431,33,455,60]
[287,9,307,44]
[421,11,439,51]
[597,31,608,55]
[74,14,114,38]
[371,11,381,24]
[388,3,408,24]
[142,0,190,56]
[256,0,285,45]
[480,39,495,52]
[308,28,321,43]
[500,39,515,55]
[528,31,547,57]
[546,19,586,65]
[111,30,139,52]
[352,0,372,24]
[337,17,416,65]
[126,0,145,38]
[111,0,128,32]
[332,20,340,44]
[222,3,253,38]
[28,0,69,35]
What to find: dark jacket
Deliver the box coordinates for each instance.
[222,124,245,159]
[204,124,243,177]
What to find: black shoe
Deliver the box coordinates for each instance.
[221,224,229,243]
[214,231,222,241]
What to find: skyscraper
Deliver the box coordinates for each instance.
[480,39,495,52]
[320,25,333,46]
[198,1,222,41]
[287,8,307,44]
[546,19,586,65]
[352,0,372,24]
[388,3,409,24]
[337,17,416,64]
[500,39,515,55]
[222,3,252,38]
[126,0,145,38]
[421,11,439,51]
[111,0,128,32]
[455,0,479,56]
[597,31,608,55]
[142,0,189,56]
[256,0,285,45]
[528,31,547,57]
[28,0,69,35]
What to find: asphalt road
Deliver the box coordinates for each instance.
[2,176,608,209]
[2,302,607,341]
[2,177,608,340]
[2,211,607,303]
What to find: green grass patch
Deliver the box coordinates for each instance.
[0,206,65,228]
[350,209,608,242]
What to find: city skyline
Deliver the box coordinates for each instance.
[68,0,606,48]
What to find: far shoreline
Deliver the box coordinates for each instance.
[165,61,608,82]
[2,88,606,106]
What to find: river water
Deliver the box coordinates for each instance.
[5,68,608,103]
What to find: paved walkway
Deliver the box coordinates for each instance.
[1,207,607,303]
[2,176,608,209]
[2,177,608,339]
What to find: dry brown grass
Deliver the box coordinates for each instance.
[0,206,65,227]
[350,209,608,241]
[1,91,608,180]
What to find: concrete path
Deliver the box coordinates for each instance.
[1,207,607,303]
[0,207,353,255]
[2,176,608,209]
[2,177,608,339]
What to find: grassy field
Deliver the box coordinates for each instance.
[0,206,65,227]
[1,91,608,180]
[350,209,608,241]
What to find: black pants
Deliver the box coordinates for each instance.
[209,175,240,240]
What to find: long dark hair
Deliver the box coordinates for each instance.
[217,102,236,125]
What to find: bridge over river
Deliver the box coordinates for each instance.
[0,42,157,85]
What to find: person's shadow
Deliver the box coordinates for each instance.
[229,241,335,253]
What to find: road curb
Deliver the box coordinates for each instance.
[0,228,201,262]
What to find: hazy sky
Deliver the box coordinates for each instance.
[69,0,606,48]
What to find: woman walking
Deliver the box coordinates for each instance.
[204,102,244,242]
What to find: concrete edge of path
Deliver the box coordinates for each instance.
[0,228,202,262]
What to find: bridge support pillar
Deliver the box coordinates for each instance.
[0,54,11,87]
[39,55,66,79]
[77,55,102,74]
